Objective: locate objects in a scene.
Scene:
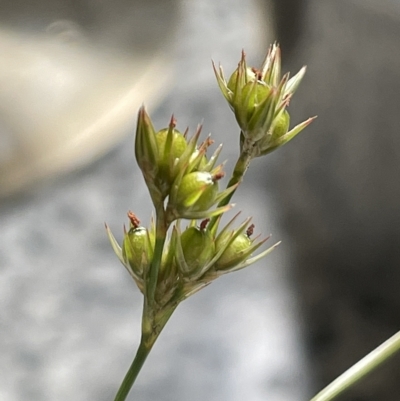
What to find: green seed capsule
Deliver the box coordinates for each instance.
[179,226,215,275]
[227,67,257,92]
[122,227,154,277]
[271,110,290,141]
[176,171,219,212]
[215,232,252,270]
[241,80,271,122]
[155,128,187,184]
[194,181,218,212]
[258,110,290,155]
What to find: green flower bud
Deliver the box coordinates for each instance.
[135,107,159,191]
[215,232,252,270]
[122,226,154,278]
[176,171,219,213]
[156,127,187,186]
[213,44,315,157]
[179,226,215,275]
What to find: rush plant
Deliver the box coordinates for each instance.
[106,44,400,401]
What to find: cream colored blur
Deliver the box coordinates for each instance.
[0,1,178,196]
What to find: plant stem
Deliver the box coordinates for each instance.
[209,141,254,231]
[113,304,177,401]
[113,201,180,401]
[310,330,400,401]
[223,147,253,206]
[113,335,154,401]
[146,207,168,307]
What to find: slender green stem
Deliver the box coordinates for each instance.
[113,303,177,401]
[113,198,181,401]
[310,330,400,401]
[113,336,154,401]
[221,147,253,207]
[146,207,168,307]
[209,141,254,231]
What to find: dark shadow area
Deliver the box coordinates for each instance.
[268,0,400,399]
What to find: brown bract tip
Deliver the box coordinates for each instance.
[199,136,214,152]
[212,172,225,181]
[169,114,177,129]
[282,93,292,106]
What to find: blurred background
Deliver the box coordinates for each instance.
[1,0,400,400]
[270,1,400,400]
